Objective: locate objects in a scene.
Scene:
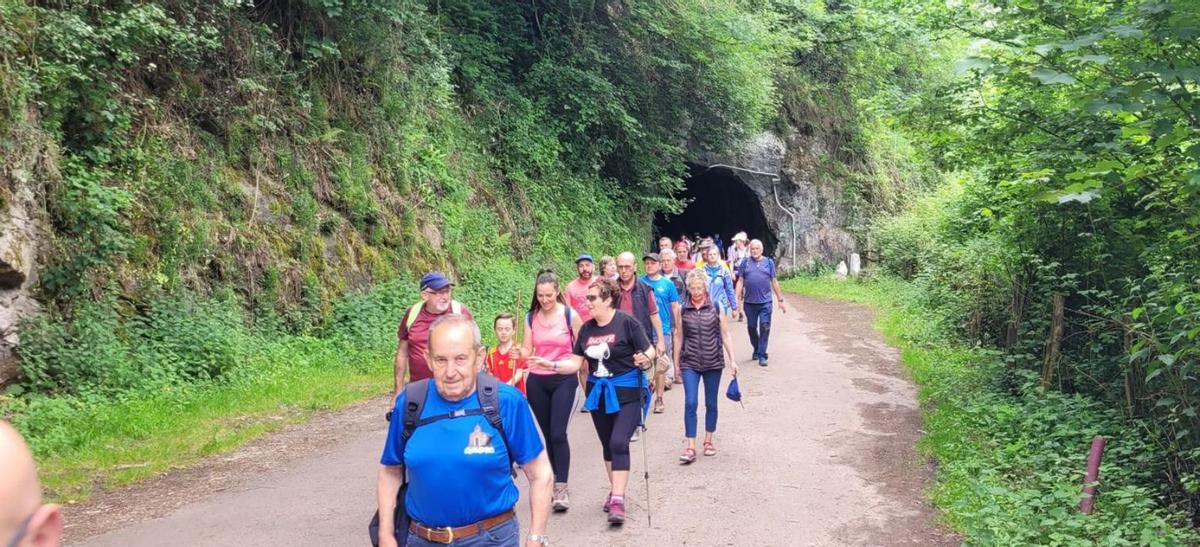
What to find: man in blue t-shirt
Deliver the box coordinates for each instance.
[641,252,681,413]
[377,315,554,547]
[734,239,788,367]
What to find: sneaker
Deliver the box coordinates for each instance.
[602,492,612,513]
[758,357,768,367]
[607,497,626,525]
[653,397,665,414]
[630,429,640,442]
[553,482,570,512]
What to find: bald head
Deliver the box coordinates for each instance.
[1,421,61,547]
[616,252,637,283]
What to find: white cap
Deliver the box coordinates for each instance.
[732,232,748,242]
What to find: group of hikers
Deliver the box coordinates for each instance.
[376,233,787,547]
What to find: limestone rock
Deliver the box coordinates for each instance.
[849,253,862,276]
[687,128,858,272]
[836,261,849,279]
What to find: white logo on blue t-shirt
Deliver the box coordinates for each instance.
[464,424,497,455]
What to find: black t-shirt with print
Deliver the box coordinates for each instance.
[573,311,652,406]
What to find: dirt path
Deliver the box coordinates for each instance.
[66,294,957,546]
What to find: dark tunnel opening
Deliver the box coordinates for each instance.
[653,166,779,258]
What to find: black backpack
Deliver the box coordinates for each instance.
[368,373,514,546]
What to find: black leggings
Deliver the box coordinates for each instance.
[526,373,579,482]
[589,397,642,472]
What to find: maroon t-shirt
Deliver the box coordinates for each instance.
[397,303,474,381]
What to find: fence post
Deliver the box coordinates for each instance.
[1079,436,1107,514]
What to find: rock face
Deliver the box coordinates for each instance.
[690,130,857,271]
[0,112,49,385]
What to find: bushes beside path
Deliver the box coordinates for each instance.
[782,276,1198,545]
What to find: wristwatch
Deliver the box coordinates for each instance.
[527,533,550,545]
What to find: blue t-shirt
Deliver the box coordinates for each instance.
[380,383,544,527]
[738,256,777,305]
[641,274,680,336]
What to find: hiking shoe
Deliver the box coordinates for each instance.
[758,357,768,367]
[653,397,665,414]
[607,497,626,525]
[553,482,570,512]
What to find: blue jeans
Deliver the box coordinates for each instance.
[682,368,723,438]
[744,302,773,359]
[406,514,519,547]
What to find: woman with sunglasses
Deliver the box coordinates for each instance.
[521,270,582,513]
[527,277,655,526]
[674,269,738,464]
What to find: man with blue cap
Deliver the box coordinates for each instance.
[565,254,595,323]
[394,272,472,400]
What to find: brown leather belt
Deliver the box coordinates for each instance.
[408,509,515,544]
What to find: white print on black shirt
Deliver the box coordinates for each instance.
[584,341,613,377]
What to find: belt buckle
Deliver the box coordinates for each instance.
[432,526,454,544]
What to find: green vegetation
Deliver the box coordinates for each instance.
[783,276,1199,544]
[0,0,811,501]
[4,0,1195,541]
[857,0,1200,533]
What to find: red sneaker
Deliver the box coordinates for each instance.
[607,497,626,525]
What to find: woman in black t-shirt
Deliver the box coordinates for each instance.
[530,277,654,526]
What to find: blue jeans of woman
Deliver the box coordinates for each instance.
[682,368,723,438]
[406,514,520,546]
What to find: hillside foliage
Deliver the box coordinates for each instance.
[871,0,1200,531]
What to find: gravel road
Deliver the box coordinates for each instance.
[66,294,957,546]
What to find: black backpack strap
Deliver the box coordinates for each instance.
[402,379,431,443]
[476,373,518,470]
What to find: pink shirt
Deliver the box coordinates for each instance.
[565,277,592,322]
[527,305,575,376]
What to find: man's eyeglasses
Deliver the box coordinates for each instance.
[6,514,33,547]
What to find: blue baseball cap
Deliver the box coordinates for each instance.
[419,272,453,291]
[575,254,594,264]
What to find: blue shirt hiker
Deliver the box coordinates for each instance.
[641,274,681,336]
[703,263,737,315]
[737,253,780,366]
[737,255,777,305]
[381,383,544,528]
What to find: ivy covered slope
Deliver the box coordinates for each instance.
[0,0,784,495]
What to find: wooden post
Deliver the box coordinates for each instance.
[1041,293,1065,388]
[1079,436,1107,514]
[1122,317,1140,418]
[1005,282,1025,349]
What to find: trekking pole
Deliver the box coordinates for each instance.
[639,367,652,527]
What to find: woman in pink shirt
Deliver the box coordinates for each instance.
[522,269,583,513]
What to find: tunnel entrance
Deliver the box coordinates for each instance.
[653,165,779,257]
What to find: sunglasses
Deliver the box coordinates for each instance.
[586,295,601,301]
